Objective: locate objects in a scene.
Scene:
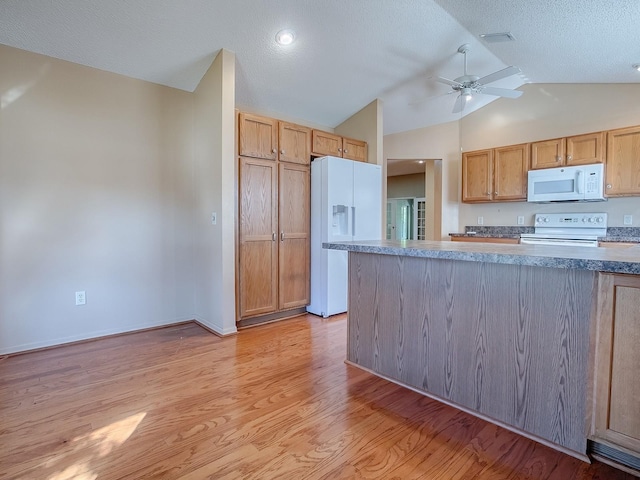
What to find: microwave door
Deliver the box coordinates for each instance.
[529,172,580,201]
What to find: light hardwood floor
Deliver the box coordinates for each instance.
[0,315,633,479]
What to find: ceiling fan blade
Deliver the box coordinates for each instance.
[435,76,462,88]
[480,86,523,98]
[477,66,521,85]
[452,94,467,114]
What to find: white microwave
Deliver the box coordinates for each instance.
[527,164,606,202]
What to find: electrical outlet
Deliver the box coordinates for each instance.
[75,291,86,306]
[624,214,633,225]
[517,215,525,225]
[477,216,484,225]
[211,212,217,225]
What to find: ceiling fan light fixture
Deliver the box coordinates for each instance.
[633,64,640,72]
[479,32,516,43]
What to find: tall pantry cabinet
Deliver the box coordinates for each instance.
[237,112,311,320]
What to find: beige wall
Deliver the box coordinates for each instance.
[0,45,195,353]
[335,99,384,166]
[383,121,460,239]
[459,84,640,228]
[387,173,425,198]
[192,49,237,335]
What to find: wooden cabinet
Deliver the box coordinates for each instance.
[342,137,367,162]
[311,130,368,162]
[530,132,604,169]
[278,121,311,165]
[451,236,519,244]
[238,111,311,320]
[239,113,310,165]
[462,144,528,203]
[278,163,310,310]
[238,158,278,318]
[606,125,640,196]
[593,273,640,458]
[238,113,278,160]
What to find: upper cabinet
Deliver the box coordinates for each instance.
[278,121,311,165]
[462,144,529,203]
[606,125,640,196]
[530,132,604,169]
[311,130,368,162]
[239,113,310,165]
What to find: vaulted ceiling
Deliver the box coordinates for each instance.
[1,1,638,134]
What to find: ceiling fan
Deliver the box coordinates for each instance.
[436,44,523,114]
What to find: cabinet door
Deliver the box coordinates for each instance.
[494,144,529,201]
[312,130,343,157]
[279,122,311,165]
[342,137,367,162]
[239,158,278,318]
[278,163,310,310]
[593,274,640,455]
[462,150,493,202]
[238,113,278,160]
[530,138,565,169]
[606,126,640,196]
[566,132,604,165]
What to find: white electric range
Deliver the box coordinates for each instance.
[520,212,607,247]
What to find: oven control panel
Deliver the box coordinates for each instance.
[534,213,608,228]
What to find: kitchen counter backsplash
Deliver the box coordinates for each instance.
[450,226,640,243]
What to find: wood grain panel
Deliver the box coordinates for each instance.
[462,149,492,202]
[606,126,640,196]
[239,157,278,317]
[278,121,311,165]
[494,143,529,201]
[347,251,596,455]
[278,163,310,309]
[609,286,640,439]
[567,131,605,165]
[311,129,342,157]
[593,273,640,455]
[531,138,565,169]
[342,137,367,162]
[238,112,277,160]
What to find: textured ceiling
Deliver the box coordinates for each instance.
[1,1,639,135]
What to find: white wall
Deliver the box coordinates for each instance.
[0,45,195,354]
[192,49,237,335]
[459,84,640,228]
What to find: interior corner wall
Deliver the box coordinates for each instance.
[383,122,460,240]
[459,83,640,228]
[335,98,384,166]
[192,49,237,335]
[0,45,195,354]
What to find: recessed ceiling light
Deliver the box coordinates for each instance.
[479,32,516,43]
[275,29,295,46]
[633,64,640,72]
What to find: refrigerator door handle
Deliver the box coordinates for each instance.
[352,206,356,238]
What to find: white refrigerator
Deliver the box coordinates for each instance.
[307,156,382,317]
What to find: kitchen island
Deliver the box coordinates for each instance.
[325,240,640,463]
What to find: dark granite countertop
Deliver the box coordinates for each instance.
[324,240,640,275]
[449,226,640,243]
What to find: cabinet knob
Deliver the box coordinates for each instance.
[280,231,285,241]
[487,192,491,196]
[338,148,342,152]
[280,150,285,155]
[606,184,612,189]
[272,148,276,153]
[494,191,498,195]
[555,155,561,162]
[344,149,348,153]
[567,155,572,161]
[272,232,276,241]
